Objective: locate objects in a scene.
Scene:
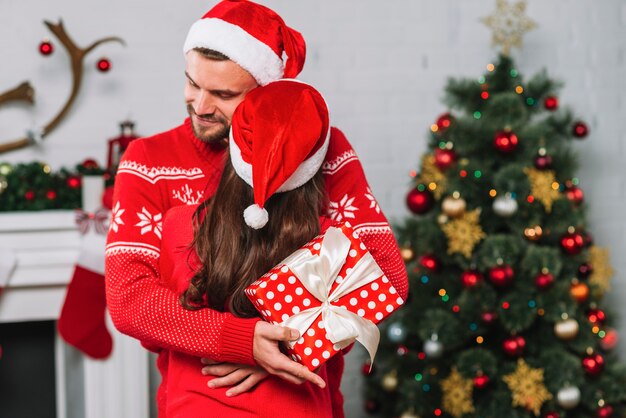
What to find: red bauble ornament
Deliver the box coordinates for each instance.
[600,329,619,351]
[364,399,380,414]
[582,353,604,376]
[474,375,490,389]
[573,121,589,138]
[46,190,57,200]
[24,190,35,201]
[434,148,457,170]
[97,58,112,72]
[544,96,559,111]
[81,158,100,170]
[544,412,560,418]
[396,345,409,356]
[597,405,614,418]
[535,272,555,290]
[419,254,439,271]
[560,232,585,255]
[67,176,81,189]
[488,265,514,287]
[102,185,114,210]
[406,188,434,214]
[502,335,526,357]
[481,311,498,325]
[436,112,453,132]
[361,361,375,376]
[566,186,584,205]
[494,131,519,153]
[534,154,553,170]
[578,263,593,279]
[587,308,606,325]
[39,40,54,55]
[461,270,482,288]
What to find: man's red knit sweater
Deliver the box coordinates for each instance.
[105,118,408,416]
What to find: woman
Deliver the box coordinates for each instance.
[159,80,339,417]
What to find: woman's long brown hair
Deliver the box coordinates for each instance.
[181,157,327,318]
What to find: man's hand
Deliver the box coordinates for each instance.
[200,358,268,397]
[252,321,326,388]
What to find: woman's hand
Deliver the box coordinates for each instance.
[201,358,268,397]
[252,321,326,388]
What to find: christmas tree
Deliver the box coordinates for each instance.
[363,23,626,418]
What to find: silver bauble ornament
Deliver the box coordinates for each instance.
[423,334,444,358]
[493,194,518,217]
[557,385,581,409]
[387,322,406,343]
[554,318,579,341]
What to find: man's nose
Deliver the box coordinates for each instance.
[194,91,217,115]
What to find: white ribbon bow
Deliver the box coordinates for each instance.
[280,226,382,365]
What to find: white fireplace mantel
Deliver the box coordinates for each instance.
[0,210,151,418]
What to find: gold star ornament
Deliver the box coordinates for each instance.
[588,246,614,297]
[503,359,552,416]
[441,209,486,258]
[524,167,561,212]
[417,154,447,199]
[482,0,537,56]
[440,368,475,418]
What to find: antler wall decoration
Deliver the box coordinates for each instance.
[0,20,125,154]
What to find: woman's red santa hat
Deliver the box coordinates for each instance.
[183,0,306,86]
[229,79,330,229]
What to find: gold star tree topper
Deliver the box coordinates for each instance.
[441,209,486,258]
[503,359,552,416]
[482,0,537,56]
[440,368,475,418]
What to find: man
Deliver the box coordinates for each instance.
[105,1,408,416]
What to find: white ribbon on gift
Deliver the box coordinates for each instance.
[279,226,383,365]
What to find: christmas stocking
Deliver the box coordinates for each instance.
[58,208,113,359]
[57,176,113,359]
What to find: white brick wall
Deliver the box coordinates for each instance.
[1,1,625,416]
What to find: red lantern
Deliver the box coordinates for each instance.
[461,270,482,288]
[582,353,604,376]
[565,186,584,205]
[503,335,526,357]
[97,58,112,72]
[544,96,559,111]
[435,112,453,132]
[560,232,585,255]
[597,405,614,418]
[535,272,554,290]
[406,188,434,215]
[419,254,439,271]
[474,375,490,390]
[434,148,457,170]
[494,131,519,153]
[488,265,514,287]
[39,39,54,55]
[107,120,139,171]
[572,121,589,138]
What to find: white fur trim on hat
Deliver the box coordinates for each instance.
[229,126,331,193]
[244,204,269,229]
[183,18,284,86]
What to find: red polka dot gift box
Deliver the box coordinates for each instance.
[245,222,405,371]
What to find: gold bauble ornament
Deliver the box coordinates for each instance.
[442,195,467,218]
[0,162,12,176]
[400,411,420,418]
[524,225,543,241]
[400,246,415,262]
[554,318,579,341]
[382,370,398,392]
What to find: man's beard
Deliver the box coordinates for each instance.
[187,104,230,144]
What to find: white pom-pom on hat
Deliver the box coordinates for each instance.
[244,204,269,229]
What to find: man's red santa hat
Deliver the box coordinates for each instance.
[183,0,306,86]
[229,79,330,229]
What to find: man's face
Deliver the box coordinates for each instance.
[184,51,258,143]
